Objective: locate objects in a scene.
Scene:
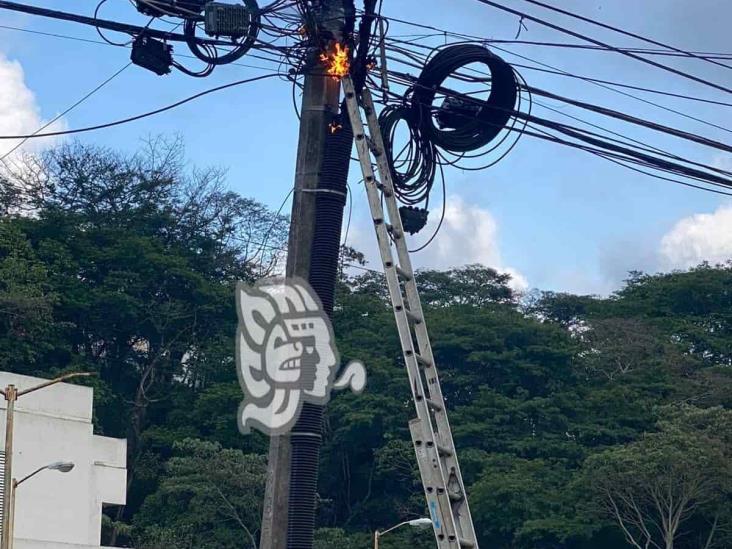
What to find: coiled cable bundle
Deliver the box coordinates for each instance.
[378,44,520,210]
[378,103,437,206]
[413,44,518,153]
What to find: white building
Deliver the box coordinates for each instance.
[0,372,127,549]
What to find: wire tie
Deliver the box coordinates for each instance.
[298,188,348,198]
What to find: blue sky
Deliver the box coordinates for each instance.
[1,0,730,295]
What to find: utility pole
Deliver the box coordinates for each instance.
[259,2,348,548]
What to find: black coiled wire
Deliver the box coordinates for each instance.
[378,44,519,205]
[414,44,518,153]
[379,104,437,205]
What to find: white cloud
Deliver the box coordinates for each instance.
[348,194,528,291]
[659,203,732,270]
[0,52,64,166]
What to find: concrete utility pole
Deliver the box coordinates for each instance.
[259,2,347,548]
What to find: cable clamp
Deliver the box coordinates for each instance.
[298,188,348,198]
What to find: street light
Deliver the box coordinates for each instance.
[1,372,94,549]
[7,461,75,549]
[374,517,432,549]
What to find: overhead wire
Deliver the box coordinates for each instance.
[384,38,732,150]
[0,62,133,163]
[517,0,732,71]
[377,68,732,194]
[472,0,732,95]
[0,73,281,140]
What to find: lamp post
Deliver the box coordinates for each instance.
[8,461,75,549]
[1,372,93,549]
[374,518,432,549]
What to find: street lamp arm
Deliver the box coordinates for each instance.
[15,465,48,488]
[378,521,411,537]
[17,372,96,397]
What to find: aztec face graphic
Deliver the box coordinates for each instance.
[236,278,366,436]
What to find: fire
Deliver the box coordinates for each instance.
[320,42,350,80]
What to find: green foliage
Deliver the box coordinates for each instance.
[134,438,266,549]
[1,142,730,549]
[581,405,732,549]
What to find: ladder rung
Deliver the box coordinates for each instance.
[385,224,402,239]
[367,137,382,156]
[427,399,444,412]
[448,490,464,502]
[459,537,476,548]
[415,354,432,368]
[395,265,412,281]
[375,182,393,197]
[405,308,423,325]
[437,443,453,457]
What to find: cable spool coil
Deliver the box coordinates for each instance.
[413,44,518,153]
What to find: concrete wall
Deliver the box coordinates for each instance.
[0,372,126,549]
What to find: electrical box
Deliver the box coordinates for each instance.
[205,2,252,37]
[131,35,173,76]
[399,206,429,235]
[436,95,482,130]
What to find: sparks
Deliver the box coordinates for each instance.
[320,42,350,80]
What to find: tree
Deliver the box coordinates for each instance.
[0,140,288,541]
[134,438,266,549]
[582,405,732,549]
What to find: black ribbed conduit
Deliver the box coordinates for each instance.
[287,101,353,549]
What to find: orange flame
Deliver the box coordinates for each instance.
[320,42,350,80]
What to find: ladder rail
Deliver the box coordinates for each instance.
[359,86,479,546]
[342,77,479,549]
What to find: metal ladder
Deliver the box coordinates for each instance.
[342,77,479,549]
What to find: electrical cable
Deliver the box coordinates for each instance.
[386,35,732,109]
[94,0,131,46]
[0,73,281,140]
[518,0,732,71]
[384,42,732,153]
[377,70,732,194]
[0,62,133,162]
[472,0,732,95]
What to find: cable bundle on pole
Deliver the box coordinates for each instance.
[377,44,521,210]
[413,44,518,152]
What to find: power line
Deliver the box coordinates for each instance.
[385,41,732,148]
[0,63,133,162]
[0,73,280,140]
[379,70,732,194]
[518,0,732,71]
[479,39,732,60]
[472,0,732,95]
[0,23,300,73]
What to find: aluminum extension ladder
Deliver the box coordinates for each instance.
[342,76,479,549]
